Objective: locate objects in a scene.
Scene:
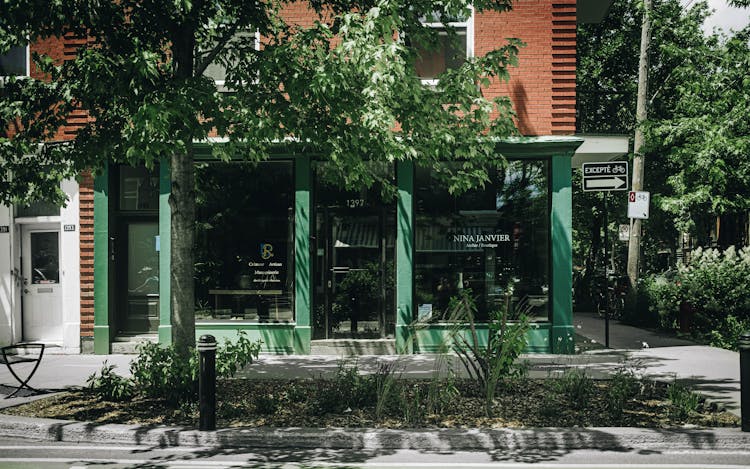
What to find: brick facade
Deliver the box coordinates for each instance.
[21,1,576,344]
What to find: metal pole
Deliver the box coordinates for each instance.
[604,193,610,348]
[198,334,217,431]
[740,331,750,432]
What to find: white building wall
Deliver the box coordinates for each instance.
[0,204,16,346]
[60,178,81,353]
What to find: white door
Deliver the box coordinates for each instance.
[22,228,63,342]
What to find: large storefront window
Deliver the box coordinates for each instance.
[415,160,550,322]
[195,161,294,322]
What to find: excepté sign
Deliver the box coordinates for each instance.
[582,161,629,192]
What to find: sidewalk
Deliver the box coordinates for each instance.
[574,311,742,416]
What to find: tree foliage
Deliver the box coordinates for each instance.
[648,26,750,235]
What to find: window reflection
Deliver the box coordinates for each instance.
[415,160,550,322]
[119,166,159,211]
[194,161,294,322]
[31,232,59,284]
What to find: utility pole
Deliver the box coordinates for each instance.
[627,0,652,291]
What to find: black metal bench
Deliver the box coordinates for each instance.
[0,343,45,398]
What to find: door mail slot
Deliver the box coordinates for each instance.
[37,288,54,293]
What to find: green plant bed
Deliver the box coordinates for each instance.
[6,375,738,429]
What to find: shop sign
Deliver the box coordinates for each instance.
[449,233,511,249]
[247,242,284,290]
[0,226,9,233]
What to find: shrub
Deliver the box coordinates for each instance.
[87,332,261,406]
[85,361,133,402]
[667,380,701,420]
[215,331,263,378]
[554,369,594,410]
[635,275,681,329]
[129,341,197,404]
[605,368,641,418]
[447,289,530,418]
[311,360,376,415]
[639,246,750,350]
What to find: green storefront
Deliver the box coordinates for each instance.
[93,137,582,354]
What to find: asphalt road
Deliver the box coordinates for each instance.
[1,437,749,468]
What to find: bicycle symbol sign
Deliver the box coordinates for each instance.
[582,161,629,192]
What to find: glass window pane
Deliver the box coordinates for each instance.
[16,200,59,217]
[203,30,257,85]
[195,161,294,322]
[127,223,160,295]
[0,45,27,76]
[119,166,159,211]
[414,160,550,322]
[31,232,59,284]
[414,28,467,79]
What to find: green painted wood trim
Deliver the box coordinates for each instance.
[158,160,172,345]
[93,165,110,354]
[195,323,296,354]
[191,137,584,161]
[412,323,551,354]
[294,155,312,354]
[493,136,584,158]
[396,161,415,354]
[551,153,575,354]
[294,326,311,355]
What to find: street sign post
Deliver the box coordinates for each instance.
[581,161,630,349]
[582,161,629,192]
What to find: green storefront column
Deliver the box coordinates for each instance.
[294,155,312,354]
[551,152,575,353]
[158,160,172,345]
[396,161,414,354]
[93,165,110,354]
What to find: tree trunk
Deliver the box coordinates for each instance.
[169,18,198,353]
[170,146,196,352]
[627,0,652,292]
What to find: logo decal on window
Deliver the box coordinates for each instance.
[260,243,274,260]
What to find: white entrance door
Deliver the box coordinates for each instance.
[21,228,63,342]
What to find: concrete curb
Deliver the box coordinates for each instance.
[1,414,748,451]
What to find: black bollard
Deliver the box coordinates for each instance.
[741,331,750,432]
[198,334,217,431]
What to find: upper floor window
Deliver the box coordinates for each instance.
[414,9,474,85]
[0,45,29,78]
[202,29,259,92]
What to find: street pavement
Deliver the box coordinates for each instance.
[0,312,747,460]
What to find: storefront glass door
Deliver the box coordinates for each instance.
[313,164,396,339]
[116,221,160,334]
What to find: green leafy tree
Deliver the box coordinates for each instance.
[575,0,718,280]
[1,0,521,352]
[648,26,750,244]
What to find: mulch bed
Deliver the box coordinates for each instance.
[3,377,739,429]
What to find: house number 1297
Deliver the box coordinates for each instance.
[346,199,365,208]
